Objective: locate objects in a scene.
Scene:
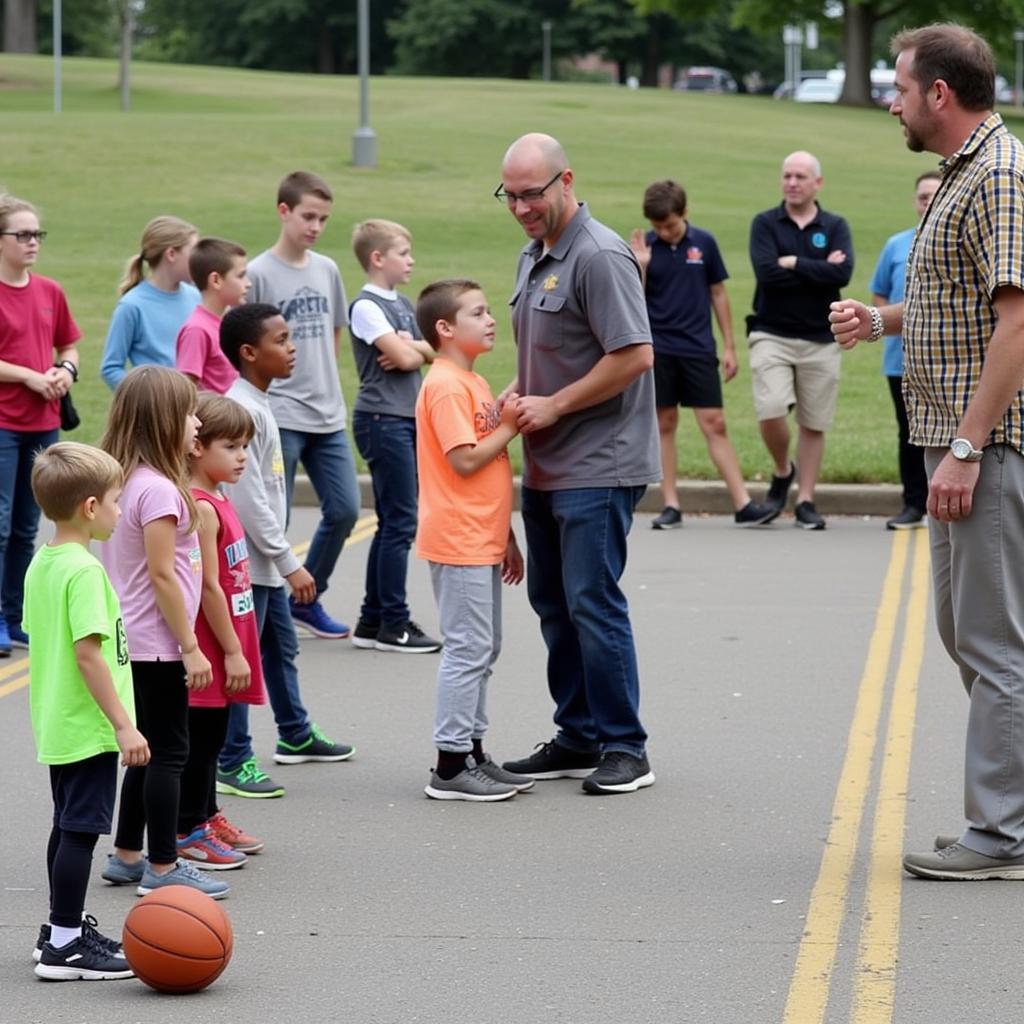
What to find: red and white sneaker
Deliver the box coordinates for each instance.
[207,812,265,854]
[176,824,249,870]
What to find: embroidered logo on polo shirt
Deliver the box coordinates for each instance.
[811,231,827,248]
[685,247,704,264]
[542,274,559,291]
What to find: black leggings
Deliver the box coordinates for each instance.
[178,706,228,835]
[113,661,189,866]
[46,827,99,928]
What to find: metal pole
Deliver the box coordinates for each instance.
[352,0,377,168]
[1015,30,1024,107]
[53,0,62,113]
[542,20,552,83]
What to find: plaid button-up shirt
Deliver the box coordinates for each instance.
[903,113,1024,451]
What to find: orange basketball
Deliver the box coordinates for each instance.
[122,885,233,993]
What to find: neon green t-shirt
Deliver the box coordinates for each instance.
[23,542,134,765]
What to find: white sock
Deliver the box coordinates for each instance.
[49,923,82,948]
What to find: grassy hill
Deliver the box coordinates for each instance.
[0,52,989,481]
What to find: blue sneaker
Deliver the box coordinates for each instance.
[101,854,146,885]
[7,621,28,649]
[137,859,230,899]
[0,618,10,657]
[289,597,350,639]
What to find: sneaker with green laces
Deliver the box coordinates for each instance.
[273,724,355,764]
[215,757,285,798]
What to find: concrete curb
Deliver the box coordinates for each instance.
[294,474,905,517]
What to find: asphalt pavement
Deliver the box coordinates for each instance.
[0,502,1011,1024]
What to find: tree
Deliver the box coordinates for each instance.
[4,0,37,52]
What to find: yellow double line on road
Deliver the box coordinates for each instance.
[783,527,931,1024]
[0,512,378,703]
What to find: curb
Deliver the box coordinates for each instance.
[293,475,905,517]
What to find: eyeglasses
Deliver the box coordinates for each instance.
[494,170,565,206]
[1,230,47,243]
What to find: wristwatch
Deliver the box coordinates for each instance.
[950,437,984,462]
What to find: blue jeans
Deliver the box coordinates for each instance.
[521,485,648,757]
[219,585,310,771]
[0,427,58,627]
[352,412,417,627]
[278,427,360,597]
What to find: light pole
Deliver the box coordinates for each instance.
[53,0,62,112]
[542,20,552,83]
[1015,29,1024,108]
[352,0,377,168]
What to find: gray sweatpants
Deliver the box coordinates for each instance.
[429,563,502,753]
[926,444,1024,856]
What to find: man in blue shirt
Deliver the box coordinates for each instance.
[630,180,775,529]
[869,170,942,529]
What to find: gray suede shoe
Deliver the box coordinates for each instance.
[904,843,1024,880]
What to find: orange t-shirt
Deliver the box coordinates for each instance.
[415,357,512,565]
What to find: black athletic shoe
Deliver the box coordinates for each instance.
[374,620,442,654]
[651,507,682,530]
[502,740,599,780]
[794,500,826,530]
[766,461,797,511]
[581,751,656,794]
[351,618,379,649]
[734,500,779,527]
[34,932,134,981]
[33,915,121,964]
[886,506,925,530]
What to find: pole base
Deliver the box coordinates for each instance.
[352,128,377,168]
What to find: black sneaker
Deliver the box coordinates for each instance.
[886,506,925,530]
[581,751,656,794]
[34,931,134,981]
[502,740,599,780]
[374,620,442,654]
[651,507,682,530]
[734,500,779,527]
[794,500,826,530]
[765,461,797,511]
[33,915,122,964]
[351,618,379,649]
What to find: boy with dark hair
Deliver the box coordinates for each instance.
[414,279,530,801]
[349,219,440,653]
[630,180,776,529]
[247,170,358,641]
[175,236,250,393]
[215,303,354,800]
[25,441,149,980]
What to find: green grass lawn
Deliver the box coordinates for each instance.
[2,53,997,482]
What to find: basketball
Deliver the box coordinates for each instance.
[122,885,233,993]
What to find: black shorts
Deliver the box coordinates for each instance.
[50,752,118,834]
[654,353,723,409]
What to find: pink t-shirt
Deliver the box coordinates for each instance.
[100,465,202,661]
[175,304,238,394]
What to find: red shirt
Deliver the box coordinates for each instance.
[0,274,80,432]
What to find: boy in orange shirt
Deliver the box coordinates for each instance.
[414,279,532,802]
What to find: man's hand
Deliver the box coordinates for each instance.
[515,395,560,434]
[829,300,872,350]
[285,566,316,605]
[928,452,981,522]
[722,349,738,382]
[826,250,847,265]
[628,229,652,272]
[777,255,797,270]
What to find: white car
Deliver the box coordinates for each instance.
[794,78,842,103]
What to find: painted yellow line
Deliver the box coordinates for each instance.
[782,530,911,1024]
[851,527,930,1024]
[0,655,28,682]
[291,513,378,560]
[0,666,29,699]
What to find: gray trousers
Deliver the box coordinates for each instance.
[926,444,1024,856]
[429,563,502,753]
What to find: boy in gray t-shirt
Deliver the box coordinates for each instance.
[246,171,359,642]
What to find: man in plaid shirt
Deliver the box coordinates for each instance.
[831,23,1024,881]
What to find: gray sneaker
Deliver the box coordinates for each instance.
[424,760,518,802]
[101,854,146,885]
[903,843,1024,880]
[477,754,535,792]
[137,859,230,899]
[934,833,959,851]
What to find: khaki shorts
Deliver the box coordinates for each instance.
[748,331,841,431]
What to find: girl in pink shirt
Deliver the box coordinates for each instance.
[98,366,228,899]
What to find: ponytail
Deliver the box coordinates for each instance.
[117,214,197,295]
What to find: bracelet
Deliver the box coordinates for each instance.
[868,306,884,342]
[54,359,78,382]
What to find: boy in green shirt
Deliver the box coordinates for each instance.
[24,441,150,981]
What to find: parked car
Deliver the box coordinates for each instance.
[794,78,842,103]
[773,69,832,100]
[675,67,737,94]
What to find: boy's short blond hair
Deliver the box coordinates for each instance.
[31,442,124,522]
[352,219,412,272]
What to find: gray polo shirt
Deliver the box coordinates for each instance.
[510,202,660,490]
